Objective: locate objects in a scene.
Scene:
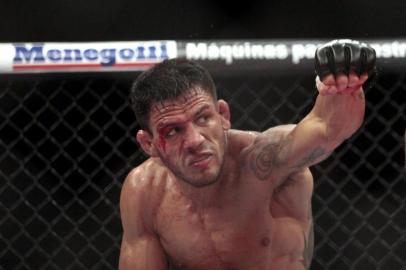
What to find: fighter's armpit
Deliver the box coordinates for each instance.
[289,146,331,169]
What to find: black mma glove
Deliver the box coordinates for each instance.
[315,39,377,89]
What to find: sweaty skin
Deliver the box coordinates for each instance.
[120,73,366,270]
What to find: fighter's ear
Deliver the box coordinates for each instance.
[136,130,159,157]
[217,99,231,129]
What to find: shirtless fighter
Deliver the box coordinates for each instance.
[119,39,376,270]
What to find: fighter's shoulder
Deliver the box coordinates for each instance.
[227,129,259,152]
[261,124,297,137]
[120,158,170,213]
[124,158,167,189]
[238,124,296,150]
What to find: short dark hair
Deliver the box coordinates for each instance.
[130,59,217,131]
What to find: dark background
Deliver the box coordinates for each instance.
[0,0,406,42]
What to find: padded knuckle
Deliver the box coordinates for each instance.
[315,39,376,80]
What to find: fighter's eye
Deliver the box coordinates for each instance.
[159,126,179,139]
[165,127,180,138]
[197,115,209,124]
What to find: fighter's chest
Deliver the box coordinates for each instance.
[156,201,273,270]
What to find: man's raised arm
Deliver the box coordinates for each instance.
[249,40,376,180]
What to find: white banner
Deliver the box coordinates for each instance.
[183,40,406,64]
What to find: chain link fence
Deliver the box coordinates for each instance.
[0,69,405,269]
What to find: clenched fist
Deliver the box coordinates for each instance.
[314,39,376,96]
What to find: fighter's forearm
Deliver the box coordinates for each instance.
[310,89,365,149]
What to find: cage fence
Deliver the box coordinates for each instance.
[0,67,405,270]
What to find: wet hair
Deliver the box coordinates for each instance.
[130,59,217,131]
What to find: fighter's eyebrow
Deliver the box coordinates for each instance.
[156,114,188,129]
[194,104,210,116]
[157,120,179,129]
[156,103,211,129]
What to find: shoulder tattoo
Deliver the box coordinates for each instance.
[249,136,291,180]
